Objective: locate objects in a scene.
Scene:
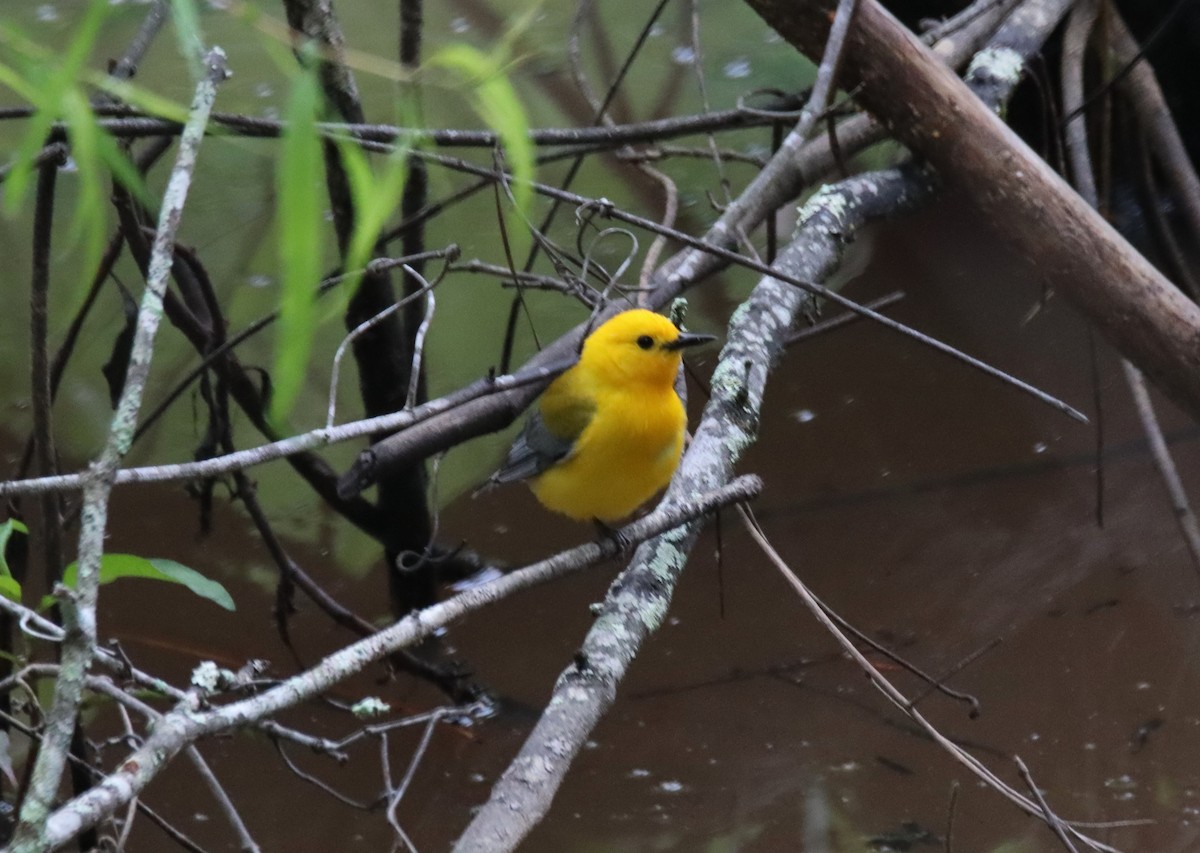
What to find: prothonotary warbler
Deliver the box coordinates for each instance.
[488,309,715,522]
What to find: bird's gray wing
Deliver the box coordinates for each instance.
[489,408,583,485]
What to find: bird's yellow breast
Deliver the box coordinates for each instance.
[496,308,707,522]
[531,381,686,522]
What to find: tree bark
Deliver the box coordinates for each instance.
[744,0,1200,422]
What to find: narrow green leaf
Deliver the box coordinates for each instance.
[0,519,27,587]
[430,44,534,260]
[148,559,236,612]
[60,554,235,611]
[0,60,41,103]
[336,136,375,281]
[270,67,325,425]
[90,76,192,124]
[0,88,55,216]
[334,130,409,311]
[167,0,206,78]
[0,0,111,212]
[60,89,107,279]
[0,577,21,605]
[0,59,50,209]
[94,122,150,206]
[475,72,534,247]
[60,0,111,75]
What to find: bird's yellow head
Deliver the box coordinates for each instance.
[579,309,714,389]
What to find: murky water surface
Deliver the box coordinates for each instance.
[35,197,1195,853]
[4,2,1200,852]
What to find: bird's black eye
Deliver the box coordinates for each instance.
[636,335,654,350]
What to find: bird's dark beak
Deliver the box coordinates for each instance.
[663,332,717,351]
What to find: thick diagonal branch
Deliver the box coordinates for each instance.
[452,166,932,853]
[743,0,1200,421]
[33,476,756,849]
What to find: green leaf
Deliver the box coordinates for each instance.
[335,124,410,307]
[60,89,107,279]
[269,67,325,425]
[0,0,111,214]
[147,559,236,612]
[88,76,192,124]
[0,520,28,593]
[168,0,206,79]
[0,81,55,217]
[336,136,375,281]
[0,577,21,605]
[430,44,534,261]
[59,554,235,611]
[0,60,41,103]
[92,115,151,206]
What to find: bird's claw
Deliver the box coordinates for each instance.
[593,518,632,555]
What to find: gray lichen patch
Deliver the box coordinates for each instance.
[967,46,1024,103]
[796,185,851,234]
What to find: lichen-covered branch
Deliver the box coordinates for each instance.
[452,2,1100,845]
[10,47,229,853]
[336,0,1023,490]
[32,476,756,849]
[452,166,933,853]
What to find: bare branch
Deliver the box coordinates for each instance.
[744,0,1200,423]
[34,476,759,848]
[1108,4,1200,245]
[0,360,571,498]
[10,47,229,853]
[742,511,1119,853]
[1060,0,1200,573]
[453,164,926,853]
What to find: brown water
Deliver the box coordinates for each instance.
[54,195,1199,852]
[6,2,1200,851]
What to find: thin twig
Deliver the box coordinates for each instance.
[274,741,374,810]
[384,709,445,852]
[32,476,760,847]
[406,147,1087,423]
[184,747,261,853]
[786,291,905,344]
[1061,1,1200,574]
[1122,361,1200,574]
[1015,755,1081,852]
[137,247,457,444]
[0,358,571,498]
[944,780,959,853]
[329,300,408,429]
[739,507,1117,852]
[403,265,436,410]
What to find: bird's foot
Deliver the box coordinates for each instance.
[593,518,632,555]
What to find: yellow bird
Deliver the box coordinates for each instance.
[489,309,715,522]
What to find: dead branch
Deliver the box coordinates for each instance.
[27,476,758,848]
[744,0,1200,423]
[332,0,1030,490]
[452,164,930,853]
[1060,0,1200,571]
